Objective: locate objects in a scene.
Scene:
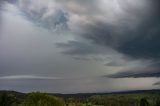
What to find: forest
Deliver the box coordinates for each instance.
[1,90,160,106]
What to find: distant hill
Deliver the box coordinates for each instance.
[0,90,26,99]
[1,89,160,98]
[52,89,160,98]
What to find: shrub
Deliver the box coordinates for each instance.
[0,92,18,106]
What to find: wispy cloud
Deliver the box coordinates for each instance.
[0,75,62,80]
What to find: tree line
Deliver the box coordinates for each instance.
[1,91,160,106]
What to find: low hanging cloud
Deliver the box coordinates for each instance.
[107,61,160,78]
[0,75,62,80]
[107,70,160,78]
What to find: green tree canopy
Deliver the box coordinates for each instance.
[22,92,64,106]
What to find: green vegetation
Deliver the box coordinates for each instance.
[0,92,18,106]
[65,92,160,106]
[0,91,64,106]
[0,90,160,106]
[22,92,64,106]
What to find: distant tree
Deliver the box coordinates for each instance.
[21,92,64,106]
[140,98,149,106]
[0,92,18,106]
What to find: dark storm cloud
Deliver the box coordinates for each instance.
[107,61,160,78]
[50,0,160,78]
[107,70,160,78]
[5,0,160,60]
[54,0,159,60]
[81,9,160,60]
[56,0,159,60]
[9,0,159,60]
[57,0,160,78]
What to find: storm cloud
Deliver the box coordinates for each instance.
[65,0,160,60]
[54,0,160,78]
[1,0,160,93]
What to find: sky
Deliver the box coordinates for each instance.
[0,0,160,93]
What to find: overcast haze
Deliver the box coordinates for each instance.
[0,0,160,93]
